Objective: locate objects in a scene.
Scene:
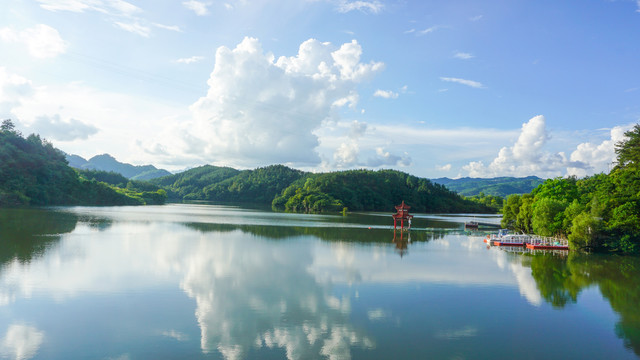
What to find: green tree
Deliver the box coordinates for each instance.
[568,211,603,249]
[614,124,640,169]
[1,119,17,134]
[532,197,566,237]
[501,194,521,229]
[515,194,534,233]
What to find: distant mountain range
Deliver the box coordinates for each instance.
[66,154,171,180]
[65,153,545,198]
[431,176,545,197]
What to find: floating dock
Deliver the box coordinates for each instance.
[525,237,569,250]
[485,230,569,250]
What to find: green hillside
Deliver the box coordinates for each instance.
[151,164,494,213]
[272,169,495,213]
[149,165,241,200]
[0,120,166,207]
[150,164,305,203]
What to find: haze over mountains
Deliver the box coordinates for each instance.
[66,154,171,180]
[431,176,545,197]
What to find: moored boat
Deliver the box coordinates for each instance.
[525,237,569,250]
[491,234,530,247]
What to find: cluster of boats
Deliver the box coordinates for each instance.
[484,229,569,250]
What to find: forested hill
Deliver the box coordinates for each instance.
[66,153,171,180]
[0,120,166,207]
[152,164,494,213]
[149,164,305,203]
[431,176,544,197]
[272,170,495,213]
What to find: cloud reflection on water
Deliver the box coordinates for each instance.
[0,207,544,359]
[0,324,44,360]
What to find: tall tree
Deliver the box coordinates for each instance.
[614,124,640,169]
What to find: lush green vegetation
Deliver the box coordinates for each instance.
[151,164,494,214]
[463,192,504,212]
[432,176,544,197]
[501,124,640,253]
[0,120,166,206]
[272,169,495,213]
[149,165,304,202]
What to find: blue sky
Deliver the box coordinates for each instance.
[1,0,639,178]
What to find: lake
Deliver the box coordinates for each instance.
[0,204,638,359]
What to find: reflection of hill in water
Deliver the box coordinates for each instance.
[0,208,78,266]
[183,222,446,243]
[528,253,640,356]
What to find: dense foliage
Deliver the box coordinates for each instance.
[272,169,495,213]
[0,120,165,206]
[76,169,167,205]
[151,164,494,214]
[463,192,504,212]
[501,124,640,253]
[151,164,304,203]
[431,176,544,197]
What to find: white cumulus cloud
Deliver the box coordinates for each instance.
[334,141,360,167]
[461,115,589,178]
[0,24,68,58]
[367,147,411,167]
[567,125,632,177]
[144,37,383,168]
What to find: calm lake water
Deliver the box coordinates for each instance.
[0,204,639,359]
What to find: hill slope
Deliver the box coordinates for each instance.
[0,121,164,206]
[150,164,305,202]
[273,169,495,213]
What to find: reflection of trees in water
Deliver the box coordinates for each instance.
[529,254,582,308]
[184,222,446,244]
[528,253,640,356]
[571,255,640,357]
[0,208,78,266]
[76,215,113,231]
